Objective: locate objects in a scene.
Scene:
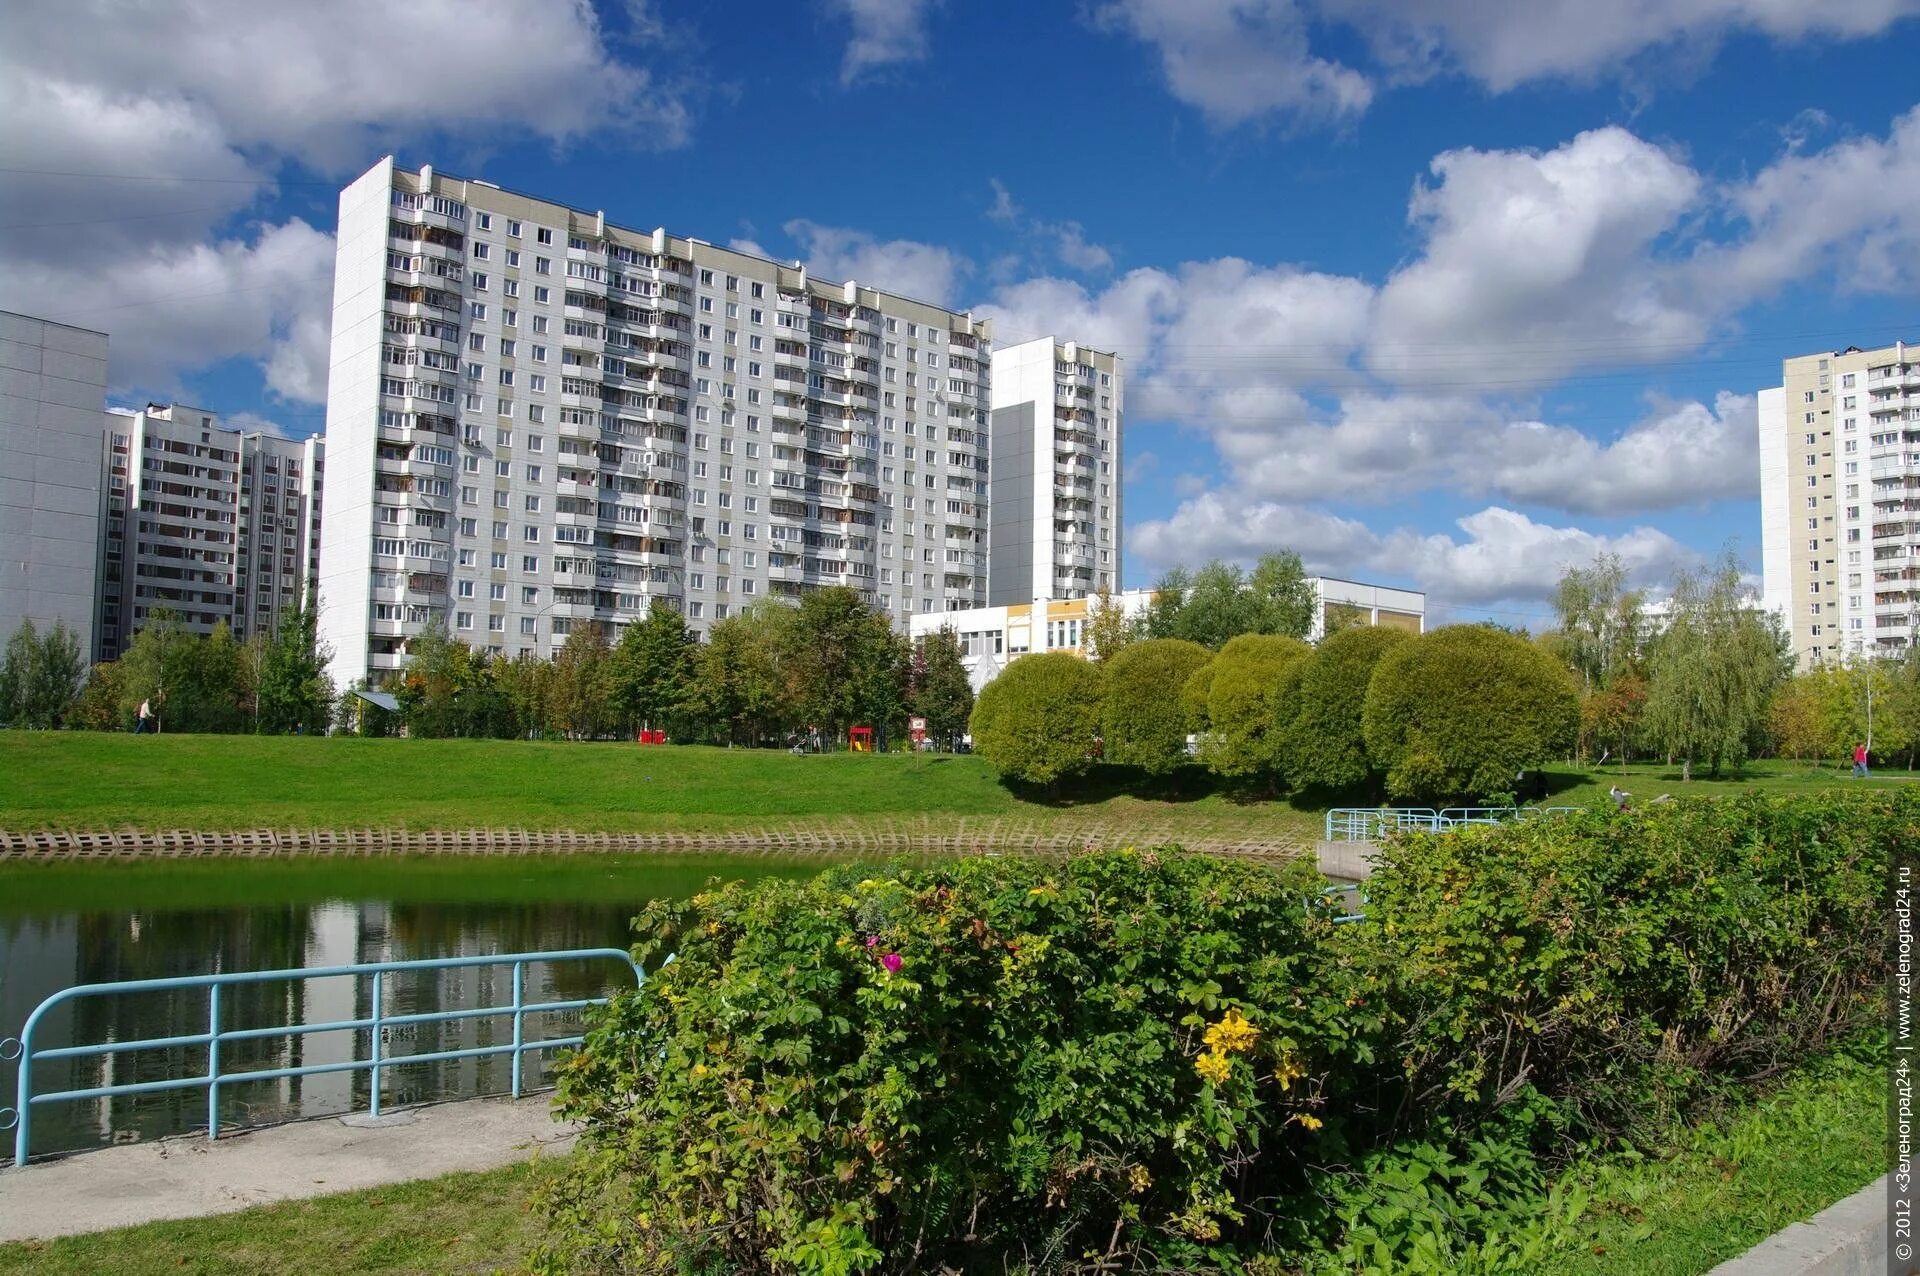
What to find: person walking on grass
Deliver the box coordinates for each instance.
[134,696,153,734]
[1853,742,1870,779]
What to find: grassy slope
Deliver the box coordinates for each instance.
[1544,1050,1883,1273]
[2,732,1906,840]
[0,1051,1880,1276]
[0,732,1318,844]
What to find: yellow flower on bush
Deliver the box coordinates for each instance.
[1273,1053,1306,1091]
[1194,1049,1233,1085]
[1289,1113,1323,1132]
[1202,1008,1260,1055]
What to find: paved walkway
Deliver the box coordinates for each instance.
[0,1095,575,1243]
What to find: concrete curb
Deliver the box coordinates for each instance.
[1707,1175,1888,1275]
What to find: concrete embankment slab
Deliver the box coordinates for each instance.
[0,1095,575,1242]
[1707,1174,1888,1275]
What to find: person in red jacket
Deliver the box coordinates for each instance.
[1853,742,1870,779]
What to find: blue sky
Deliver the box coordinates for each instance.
[4,0,1918,625]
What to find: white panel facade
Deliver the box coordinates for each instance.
[0,311,107,660]
[1756,385,1790,629]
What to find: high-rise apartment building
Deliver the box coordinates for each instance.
[1759,339,1919,668]
[986,337,1122,604]
[97,403,323,660]
[0,311,108,659]
[319,158,999,687]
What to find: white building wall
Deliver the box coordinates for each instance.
[986,336,1121,605]
[1757,385,1791,629]
[317,158,399,688]
[0,311,107,661]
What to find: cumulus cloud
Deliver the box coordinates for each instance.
[1325,0,1920,93]
[785,220,969,308]
[825,0,939,84]
[1131,493,1697,610]
[1094,0,1372,127]
[0,0,690,406]
[1100,0,1917,128]
[1370,127,1706,386]
[983,179,1117,276]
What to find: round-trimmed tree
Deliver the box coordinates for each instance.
[1198,634,1311,782]
[970,652,1105,786]
[1280,625,1413,793]
[1361,625,1579,804]
[1100,639,1213,775]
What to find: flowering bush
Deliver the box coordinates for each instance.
[537,851,1364,1273]
[535,790,1907,1273]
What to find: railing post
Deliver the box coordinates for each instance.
[510,960,525,1099]
[13,1027,32,1168]
[369,969,383,1119]
[206,983,221,1142]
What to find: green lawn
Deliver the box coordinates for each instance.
[0,732,1319,847]
[1542,1048,1884,1273]
[0,1049,1879,1275]
[0,1159,554,1276]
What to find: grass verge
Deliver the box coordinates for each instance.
[0,1159,552,1276]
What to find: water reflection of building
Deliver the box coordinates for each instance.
[7,892,639,1157]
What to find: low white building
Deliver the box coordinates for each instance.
[908,577,1426,692]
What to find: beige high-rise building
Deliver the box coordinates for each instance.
[1759,340,1918,668]
[97,403,324,660]
[317,158,1001,689]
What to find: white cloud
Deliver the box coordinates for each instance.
[0,0,691,407]
[1,0,688,170]
[1324,0,1920,93]
[1370,127,1706,386]
[1131,492,1696,610]
[4,220,337,406]
[982,179,1116,275]
[1706,103,1920,297]
[1094,0,1372,127]
[987,179,1020,224]
[826,0,939,84]
[784,220,969,308]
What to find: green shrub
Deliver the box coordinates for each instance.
[1099,638,1212,775]
[539,791,1907,1272]
[1197,634,1310,783]
[1280,625,1412,792]
[540,851,1350,1273]
[1362,625,1579,803]
[1360,791,1904,1138]
[968,652,1104,786]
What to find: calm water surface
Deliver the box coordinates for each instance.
[0,854,827,1159]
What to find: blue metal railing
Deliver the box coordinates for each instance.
[1323,805,1582,842]
[5,947,643,1168]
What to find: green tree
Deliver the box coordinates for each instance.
[67,659,126,731]
[969,652,1105,786]
[1641,554,1790,779]
[609,601,696,737]
[117,609,212,732]
[548,624,615,739]
[1196,634,1311,784]
[1361,625,1580,803]
[0,618,86,728]
[1144,553,1318,650]
[1100,638,1212,775]
[687,602,796,746]
[255,602,333,734]
[1082,587,1142,662]
[188,621,252,733]
[1280,625,1414,793]
[911,626,974,748]
[1889,638,1920,770]
[782,587,905,741]
[1549,553,1646,695]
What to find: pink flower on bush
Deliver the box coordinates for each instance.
[881,952,903,974]
[865,935,879,949]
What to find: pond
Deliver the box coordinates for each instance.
[0,853,832,1161]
